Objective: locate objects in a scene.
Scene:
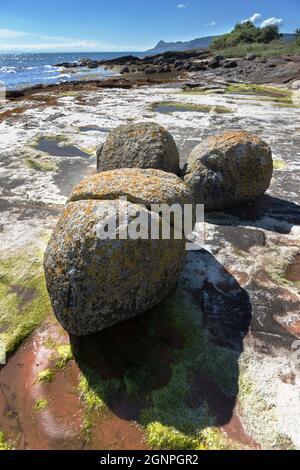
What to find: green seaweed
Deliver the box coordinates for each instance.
[226,84,293,104]
[77,371,118,439]
[0,431,13,450]
[37,368,55,384]
[75,285,240,450]
[151,101,233,114]
[0,245,51,353]
[26,155,58,172]
[34,398,50,413]
[55,344,74,369]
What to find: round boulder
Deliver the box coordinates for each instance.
[45,169,192,336]
[96,122,180,175]
[223,60,238,69]
[184,131,273,211]
[246,53,256,61]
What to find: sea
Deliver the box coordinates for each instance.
[0,52,140,90]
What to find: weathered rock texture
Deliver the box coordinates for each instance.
[68,168,192,208]
[45,169,191,335]
[184,131,273,210]
[96,122,180,174]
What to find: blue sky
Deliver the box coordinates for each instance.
[0,0,299,52]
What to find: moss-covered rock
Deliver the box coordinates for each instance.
[184,131,273,210]
[96,122,180,174]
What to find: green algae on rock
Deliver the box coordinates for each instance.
[37,368,55,384]
[97,122,180,174]
[0,246,51,353]
[0,431,13,450]
[72,285,247,450]
[184,131,273,211]
[226,84,292,100]
[55,344,74,369]
[26,155,58,172]
[151,101,232,114]
[34,398,50,413]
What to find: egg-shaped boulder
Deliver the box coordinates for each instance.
[96,122,180,175]
[184,131,273,211]
[44,169,192,336]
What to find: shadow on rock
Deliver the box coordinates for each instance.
[205,195,300,234]
[70,249,252,447]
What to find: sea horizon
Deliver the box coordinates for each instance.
[0,51,143,90]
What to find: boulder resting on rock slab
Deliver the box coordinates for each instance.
[184,131,273,211]
[68,168,192,208]
[45,169,192,336]
[96,122,180,175]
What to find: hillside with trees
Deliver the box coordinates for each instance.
[211,21,300,57]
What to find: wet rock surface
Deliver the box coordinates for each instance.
[0,69,300,449]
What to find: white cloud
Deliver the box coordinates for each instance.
[0,29,138,51]
[242,13,262,24]
[250,13,262,24]
[0,28,28,39]
[260,17,283,28]
[204,21,216,27]
[176,3,189,8]
[0,40,137,52]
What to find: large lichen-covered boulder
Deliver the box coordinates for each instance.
[68,168,192,208]
[96,122,180,175]
[44,169,191,336]
[184,131,273,211]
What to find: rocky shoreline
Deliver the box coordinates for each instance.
[54,48,300,86]
[4,49,300,104]
[0,51,300,450]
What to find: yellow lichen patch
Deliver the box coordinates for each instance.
[68,168,192,209]
[205,130,269,151]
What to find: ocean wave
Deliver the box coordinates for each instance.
[45,74,71,80]
[0,67,17,74]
